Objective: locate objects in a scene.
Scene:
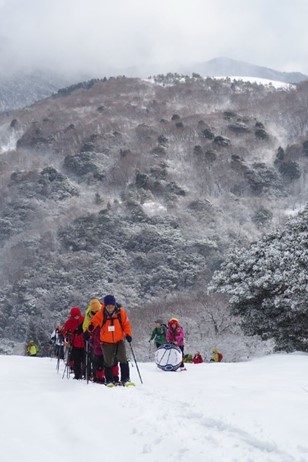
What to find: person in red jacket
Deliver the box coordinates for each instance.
[62,307,85,380]
[192,352,204,364]
[88,294,132,386]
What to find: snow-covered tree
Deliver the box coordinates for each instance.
[209,206,308,351]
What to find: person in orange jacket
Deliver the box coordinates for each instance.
[88,295,132,386]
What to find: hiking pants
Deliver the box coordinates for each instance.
[71,347,84,379]
[101,341,127,366]
[179,345,184,367]
[102,341,129,383]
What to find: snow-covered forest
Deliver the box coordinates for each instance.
[210,206,308,351]
[0,74,308,359]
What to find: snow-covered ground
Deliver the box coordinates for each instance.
[144,75,294,90]
[1,353,308,462]
[214,75,294,89]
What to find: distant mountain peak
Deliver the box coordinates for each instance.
[191,57,308,84]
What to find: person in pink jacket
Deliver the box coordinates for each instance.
[166,318,185,368]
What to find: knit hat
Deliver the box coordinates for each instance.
[155,319,163,325]
[104,294,116,306]
[89,299,102,312]
[168,317,179,327]
[70,307,81,317]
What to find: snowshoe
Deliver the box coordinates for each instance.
[106,382,116,388]
[122,380,136,387]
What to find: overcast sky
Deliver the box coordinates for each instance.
[0,0,307,78]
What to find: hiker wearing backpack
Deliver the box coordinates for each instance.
[62,307,85,380]
[50,325,64,360]
[82,298,102,382]
[88,294,132,386]
[82,298,119,384]
[210,347,223,362]
[166,318,185,368]
[83,299,102,331]
[149,319,167,348]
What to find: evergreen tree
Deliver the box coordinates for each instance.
[209,206,308,351]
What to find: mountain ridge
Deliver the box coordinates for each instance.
[0,58,307,114]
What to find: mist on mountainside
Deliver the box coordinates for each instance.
[1,73,308,359]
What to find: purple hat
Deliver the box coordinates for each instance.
[104,294,116,306]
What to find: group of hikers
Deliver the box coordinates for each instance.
[26,294,223,385]
[58,295,133,386]
[148,319,223,364]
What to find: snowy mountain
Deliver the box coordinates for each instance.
[189,57,308,84]
[1,353,308,462]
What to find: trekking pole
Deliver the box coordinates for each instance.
[62,352,69,379]
[148,341,152,360]
[62,344,67,378]
[62,361,68,379]
[66,346,71,379]
[56,347,60,373]
[128,343,143,384]
[85,340,90,384]
[62,344,71,379]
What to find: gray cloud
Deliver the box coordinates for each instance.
[0,0,307,78]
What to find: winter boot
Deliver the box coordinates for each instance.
[95,369,105,384]
[104,366,114,385]
[112,363,119,383]
[120,361,130,385]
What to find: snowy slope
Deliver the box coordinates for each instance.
[214,75,294,89]
[1,354,308,462]
[144,75,293,90]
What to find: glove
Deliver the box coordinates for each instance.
[148,339,151,343]
[83,331,90,341]
[126,335,132,343]
[88,324,94,332]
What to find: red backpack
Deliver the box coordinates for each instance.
[218,352,223,362]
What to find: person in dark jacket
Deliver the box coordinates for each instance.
[62,307,85,380]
